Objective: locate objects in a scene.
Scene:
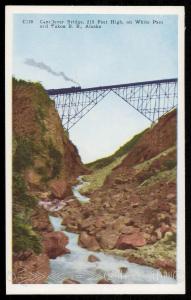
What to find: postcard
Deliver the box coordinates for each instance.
[6,5,185,295]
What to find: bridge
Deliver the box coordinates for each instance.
[47,78,178,131]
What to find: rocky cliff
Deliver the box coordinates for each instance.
[56,109,177,275]
[12,78,87,283]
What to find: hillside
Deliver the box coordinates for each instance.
[80,129,147,194]
[12,78,87,283]
[86,129,147,170]
[56,109,177,274]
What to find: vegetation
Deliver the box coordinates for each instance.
[106,231,176,273]
[12,172,42,254]
[80,129,147,194]
[48,142,63,178]
[86,129,147,170]
[80,155,126,194]
[13,136,37,171]
[139,167,176,188]
[12,78,54,255]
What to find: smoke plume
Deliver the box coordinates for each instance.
[25,58,80,86]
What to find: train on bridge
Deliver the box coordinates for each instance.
[47,86,81,95]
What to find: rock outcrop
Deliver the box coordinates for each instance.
[12,78,87,283]
[42,231,70,259]
[13,78,87,192]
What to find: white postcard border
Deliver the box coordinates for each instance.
[5,5,185,295]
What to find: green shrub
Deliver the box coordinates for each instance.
[12,172,41,254]
[48,142,62,178]
[13,214,42,254]
[163,159,176,170]
[13,137,36,172]
[13,172,36,208]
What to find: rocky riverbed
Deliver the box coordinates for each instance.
[40,178,176,284]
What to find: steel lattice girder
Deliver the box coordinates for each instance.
[47,78,178,130]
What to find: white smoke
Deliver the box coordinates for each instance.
[25,58,80,86]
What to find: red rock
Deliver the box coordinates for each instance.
[128,256,146,265]
[160,222,170,234]
[97,278,112,284]
[119,267,128,273]
[97,229,119,249]
[121,226,140,235]
[155,228,162,240]
[78,231,100,251]
[116,232,146,249]
[154,259,176,273]
[88,255,100,262]
[42,231,69,259]
[50,179,71,199]
[63,279,80,284]
[167,193,176,200]
[80,217,95,229]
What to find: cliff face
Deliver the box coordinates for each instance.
[12,78,87,283]
[13,78,86,191]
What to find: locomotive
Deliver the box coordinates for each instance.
[47,86,81,95]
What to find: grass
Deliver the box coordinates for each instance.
[139,167,176,187]
[86,129,147,170]
[13,172,42,254]
[134,146,176,172]
[80,155,126,194]
[80,129,148,194]
[13,136,37,172]
[105,231,176,272]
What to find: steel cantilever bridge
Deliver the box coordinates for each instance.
[46,78,178,131]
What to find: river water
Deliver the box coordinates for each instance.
[47,177,176,284]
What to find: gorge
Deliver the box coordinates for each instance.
[12,79,177,284]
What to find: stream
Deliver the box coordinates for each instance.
[46,177,176,284]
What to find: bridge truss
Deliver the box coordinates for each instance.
[47,78,178,131]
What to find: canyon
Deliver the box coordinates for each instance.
[12,79,177,284]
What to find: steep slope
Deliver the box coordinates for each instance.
[12,78,87,283]
[80,129,147,195]
[13,78,87,190]
[86,129,147,170]
[57,109,177,274]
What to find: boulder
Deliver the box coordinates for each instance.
[116,232,146,249]
[112,216,133,231]
[128,256,146,265]
[97,229,119,249]
[50,179,71,199]
[121,226,140,235]
[78,231,100,251]
[63,278,80,284]
[80,217,95,229]
[88,255,100,262]
[166,193,176,200]
[119,267,128,274]
[97,278,112,284]
[42,231,69,259]
[154,259,176,273]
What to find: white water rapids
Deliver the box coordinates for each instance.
[46,177,176,284]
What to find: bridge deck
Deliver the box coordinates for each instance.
[46,78,178,95]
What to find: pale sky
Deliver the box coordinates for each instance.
[13,14,178,163]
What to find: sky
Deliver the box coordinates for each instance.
[13,14,178,163]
